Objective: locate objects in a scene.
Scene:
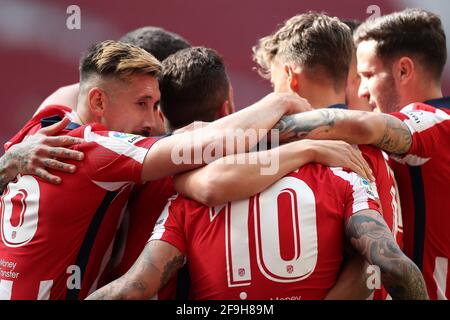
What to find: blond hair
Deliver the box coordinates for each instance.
[79,40,162,82]
[253,12,353,88]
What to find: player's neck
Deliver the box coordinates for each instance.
[401,83,443,108]
[75,97,95,125]
[298,85,345,109]
[419,85,443,102]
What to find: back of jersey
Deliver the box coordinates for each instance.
[152,163,380,300]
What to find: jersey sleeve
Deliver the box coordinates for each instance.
[149,194,187,255]
[81,126,160,184]
[390,103,450,166]
[330,168,381,220]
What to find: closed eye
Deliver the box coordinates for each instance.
[137,101,147,108]
[359,72,373,80]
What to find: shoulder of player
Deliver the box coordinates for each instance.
[292,164,353,192]
[34,104,73,118]
[80,126,159,147]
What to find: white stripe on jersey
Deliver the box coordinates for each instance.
[400,104,450,134]
[83,126,149,164]
[330,167,379,213]
[210,204,226,222]
[150,194,179,242]
[91,180,130,191]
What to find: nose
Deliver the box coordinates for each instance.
[142,108,165,136]
[358,78,370,100]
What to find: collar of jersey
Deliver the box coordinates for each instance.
[41,115,81,131]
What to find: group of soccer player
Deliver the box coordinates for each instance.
[0,8,448,300]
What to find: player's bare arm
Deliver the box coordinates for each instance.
[0,118,84,192]
[174,139,373,206]
[274,109,412,155]
[141,92,311,181]
[86,240,183,300]
[345,210,428,300]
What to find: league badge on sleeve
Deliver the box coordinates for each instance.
[108,131,145,145]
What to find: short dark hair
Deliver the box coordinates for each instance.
[79,40,162,83]
[253,12,353,90]
[119,26,191,62]
[342,19,362,34]
[160,47,229,130]
[354,8,447,80]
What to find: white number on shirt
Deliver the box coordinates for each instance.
[433,257,448,300]
[224,176,318,287]
[1,176,40,248]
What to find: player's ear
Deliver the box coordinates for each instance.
[285,64,299,93]
[87,87,107,118]
[395,57,415,85]
[215,100,234,119]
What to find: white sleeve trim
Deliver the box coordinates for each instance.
[330,167,379,214]
[83,126,149,164]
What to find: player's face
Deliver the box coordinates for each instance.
[356,40,401,113]
[345,51,375,112]
[102,74,164,136]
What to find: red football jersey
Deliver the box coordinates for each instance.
[389,103,450,300]
[358,145,403,300]
[0,106,159,300]
[151,165,380,300]
[100,177,177,299]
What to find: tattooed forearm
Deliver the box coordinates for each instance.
[274,109,413,154]
[274,109,350,143]
[160,255,185,288]
[346,210,428,300]
[0,152,19,193]
[375,114,412,154]
[86,241,184,300]
[86,276,147,300]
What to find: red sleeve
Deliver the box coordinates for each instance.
[80,126,160,184]
[390,103,450,165]
[149,194,187,255]
[4,105,72,151]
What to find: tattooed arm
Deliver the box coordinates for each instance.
[0,118,84,193]
[275,109,412,155]
[86,240,184,300]
[174,139,373,207]
[345,210,428,300]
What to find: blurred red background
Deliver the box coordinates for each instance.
[1,0,449,145]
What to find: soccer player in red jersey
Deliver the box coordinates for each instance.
[102,47,374,299]
[171,13,402,300]
[0,26,191,192]
[86,18,427,300]
[250,12,403,258]
[86,150,427,300]
[174,13,401,299]
[261,9,450,300]
[36,26,191,121]
[0,40,315,299]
